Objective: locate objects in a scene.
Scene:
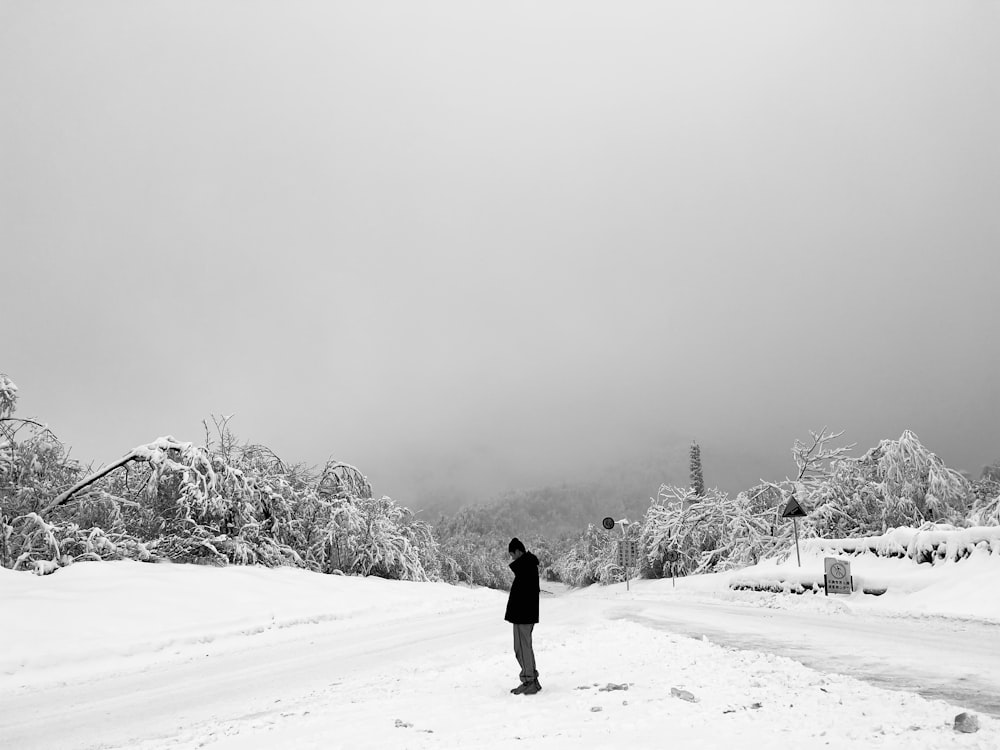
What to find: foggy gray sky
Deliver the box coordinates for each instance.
[2,1,998,508]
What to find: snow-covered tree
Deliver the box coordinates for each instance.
[639,484,788,577]
[305,494,436,580]
[1,374,87,569]
[636,429,857,579]
[0,373,17,419]
[791,428,856,486]
[971,460,1000,524]
[806,430,971,537]
[2,392,440,579]
[689,442,705,496]
[969,476,1000,526]
[553,523,634,587]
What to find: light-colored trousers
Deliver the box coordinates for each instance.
[513,623,538,684]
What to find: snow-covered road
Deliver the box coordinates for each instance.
[604,595,1000,716]
[0,607,506,750]
[3,563,997,749]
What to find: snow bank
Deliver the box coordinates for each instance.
[802,525,1000,563]
[0,560,500,682]
[724,531,1000,622]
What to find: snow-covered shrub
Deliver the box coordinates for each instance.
[553,523,627,587]
[1,380,442,577]
[5,512,61,571]
[969,478,1000,526]
[336,495,436,581]
[435,533,512,589]
[317,459,373,501]
[806,431,971,537]
[639,485,790,577]
[1,375,87,568]
[527,534,563,582]
[0,430,81,521]
[2,396,439,579]
[0,374,17,419]
[430,500,572,590]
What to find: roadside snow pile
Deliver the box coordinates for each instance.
[802,525,1000,564]
[728,525,1000,608]
[0,560,502,683]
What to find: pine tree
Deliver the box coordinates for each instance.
[689,442,705,496]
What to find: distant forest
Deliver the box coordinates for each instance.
[3,373,998,588]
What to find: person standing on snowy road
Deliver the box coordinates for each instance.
[505,537,541,696]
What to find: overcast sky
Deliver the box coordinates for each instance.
[2,1,998,508]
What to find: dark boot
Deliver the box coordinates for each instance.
[522,680,542,695]
[510,683,530,694]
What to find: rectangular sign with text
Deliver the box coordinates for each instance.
[824,557,853,595]
[617,540,639,568]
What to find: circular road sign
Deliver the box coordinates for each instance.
[602,517,615,530]
[829,561,848,580]
[664,549,680,563]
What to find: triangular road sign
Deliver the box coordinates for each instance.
[781,497,807,518]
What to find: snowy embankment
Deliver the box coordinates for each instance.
[726,525,1000,621]
[0,562,500,684]
[2,560,999,749]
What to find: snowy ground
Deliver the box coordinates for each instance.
[2,560,998,749]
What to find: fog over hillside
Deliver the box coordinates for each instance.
[404,433,790,521]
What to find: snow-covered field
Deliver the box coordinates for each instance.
[2,559,998,750]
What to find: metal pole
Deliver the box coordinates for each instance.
[622,523,629,591]
[793,517,801,567]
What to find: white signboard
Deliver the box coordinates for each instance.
[824,557,853,595]
[617,540,639,568]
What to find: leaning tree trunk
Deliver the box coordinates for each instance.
[40,436,190,515]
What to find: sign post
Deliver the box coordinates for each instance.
[664,548,680,588]
[606,517,638,591]
[616,539,638,591]
[781,495,807,568]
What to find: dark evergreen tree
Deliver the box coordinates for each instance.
[689,441,705,496]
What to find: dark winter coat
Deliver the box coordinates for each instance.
[504,552,540,624]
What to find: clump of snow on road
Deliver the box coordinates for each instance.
[2,560,998,749]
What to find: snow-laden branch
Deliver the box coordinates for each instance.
[792,427,855,482]
[41,436,192,515]
[318,459,372,500]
